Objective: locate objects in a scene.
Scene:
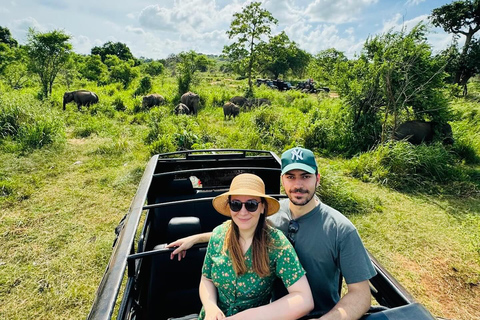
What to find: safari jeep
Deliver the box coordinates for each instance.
[87,149,437,320]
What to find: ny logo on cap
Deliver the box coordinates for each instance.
[291,148,304,161]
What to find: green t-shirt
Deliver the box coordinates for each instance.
[199,220,306,319]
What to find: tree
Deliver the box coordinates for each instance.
[336,23,449,148]
[176,50,200,95]
[0,26,18,47]
[430,0,480,94]
[143,60,165,77]
[91,41,136,64]
[79,54,108,84]
[257,31,307,79]
[223,2,277,94]
[307,48,347,86]
[26,28,72,98]
[105,54,139,89]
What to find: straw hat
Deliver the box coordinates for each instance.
[212,173,280,217]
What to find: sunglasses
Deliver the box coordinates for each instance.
[287,220,299,245]
[228,199,261,212]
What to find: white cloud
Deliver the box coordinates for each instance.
[305,0,378,24]
[381,13,429,34]
[406,0,426,6]
[126,26,145,35]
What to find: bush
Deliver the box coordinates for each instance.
[347,142,460,191]
[0,94,65,151]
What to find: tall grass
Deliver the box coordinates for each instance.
[0,94,65,152]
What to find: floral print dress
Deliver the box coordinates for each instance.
[198,221,306,319]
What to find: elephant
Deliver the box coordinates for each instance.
[249,98,271,107]
[223,102,240,120]
[63,90,98,111]
[180,91,200,115]
[142,94,165,109]
[174,103,190,115]
[393,120,454,145]
[229,96,250,109]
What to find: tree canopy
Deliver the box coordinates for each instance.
[26,28,72,98]
[431,0,480,93]
[223,1,277,94]
[91,41,136,64]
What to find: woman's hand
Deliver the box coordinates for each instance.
[204,305,226,320]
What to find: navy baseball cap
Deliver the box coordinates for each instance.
[281,147,317,175]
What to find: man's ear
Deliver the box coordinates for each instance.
[316,173,321,186]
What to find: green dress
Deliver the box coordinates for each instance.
[199,221,306,319]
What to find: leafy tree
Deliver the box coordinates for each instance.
[223,2,278,93]
[79,54,108,84]
[337,23,449,147]
[307,48,347,86]
[26,28,72,98]
[176,50,200,95]
[134,75,152,97]
[0,26,18,47]
[105,54,139,89]
[430,0,480,94]
[91,41,136,64]
[143,60,165,77]
[195,54,214,72]
[257,31,308,79]
[2,46,31,89]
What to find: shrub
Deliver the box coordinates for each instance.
[347,142,460,192]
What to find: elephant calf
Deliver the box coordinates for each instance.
[142,94,165,109]
[174,103,190,115]
[63,90,99,111]
[394,120,454,145]
[223,102,240,120]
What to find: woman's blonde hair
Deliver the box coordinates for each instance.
[224,198,271,277]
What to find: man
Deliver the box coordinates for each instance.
[167,147,376,320]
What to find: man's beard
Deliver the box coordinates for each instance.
[288,188,315,206]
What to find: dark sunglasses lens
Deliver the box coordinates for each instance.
[244,200,259,212]
[229,200,243,212]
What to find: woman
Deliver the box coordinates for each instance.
[199,173,313,320]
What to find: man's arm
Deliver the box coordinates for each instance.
[226,275,314,320]
[166,232,212,260]
[319,280,371,320]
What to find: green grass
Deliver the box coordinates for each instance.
[0,78,479,320]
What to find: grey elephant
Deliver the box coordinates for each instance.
[142,94,166,109]
[249,98,271,108]
[63,90,99,111]
[223,102,240,120]
[174,103,190,115]
[393,120,454,145]
[229,96,250,109]
[180,91,200,115]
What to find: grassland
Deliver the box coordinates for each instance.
[0,76,479,319]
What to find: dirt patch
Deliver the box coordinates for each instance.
[68,138,86,145]
[394,253,479,320]
[329,92,339,98]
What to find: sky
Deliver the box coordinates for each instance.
[0,0,456,60]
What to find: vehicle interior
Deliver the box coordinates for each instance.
[88,150,435,320]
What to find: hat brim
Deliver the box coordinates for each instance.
[212,189,280,217]
[281,163,316,175]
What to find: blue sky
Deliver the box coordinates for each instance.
[0,0,454,59]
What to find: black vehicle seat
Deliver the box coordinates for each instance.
[146,217,206,320]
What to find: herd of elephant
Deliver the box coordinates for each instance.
[62,89,454,145]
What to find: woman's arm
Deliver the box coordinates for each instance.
[226,275,313,320]
[166,232,213,260]
[199,275,225,320]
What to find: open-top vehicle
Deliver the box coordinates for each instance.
[87,149,437,320]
